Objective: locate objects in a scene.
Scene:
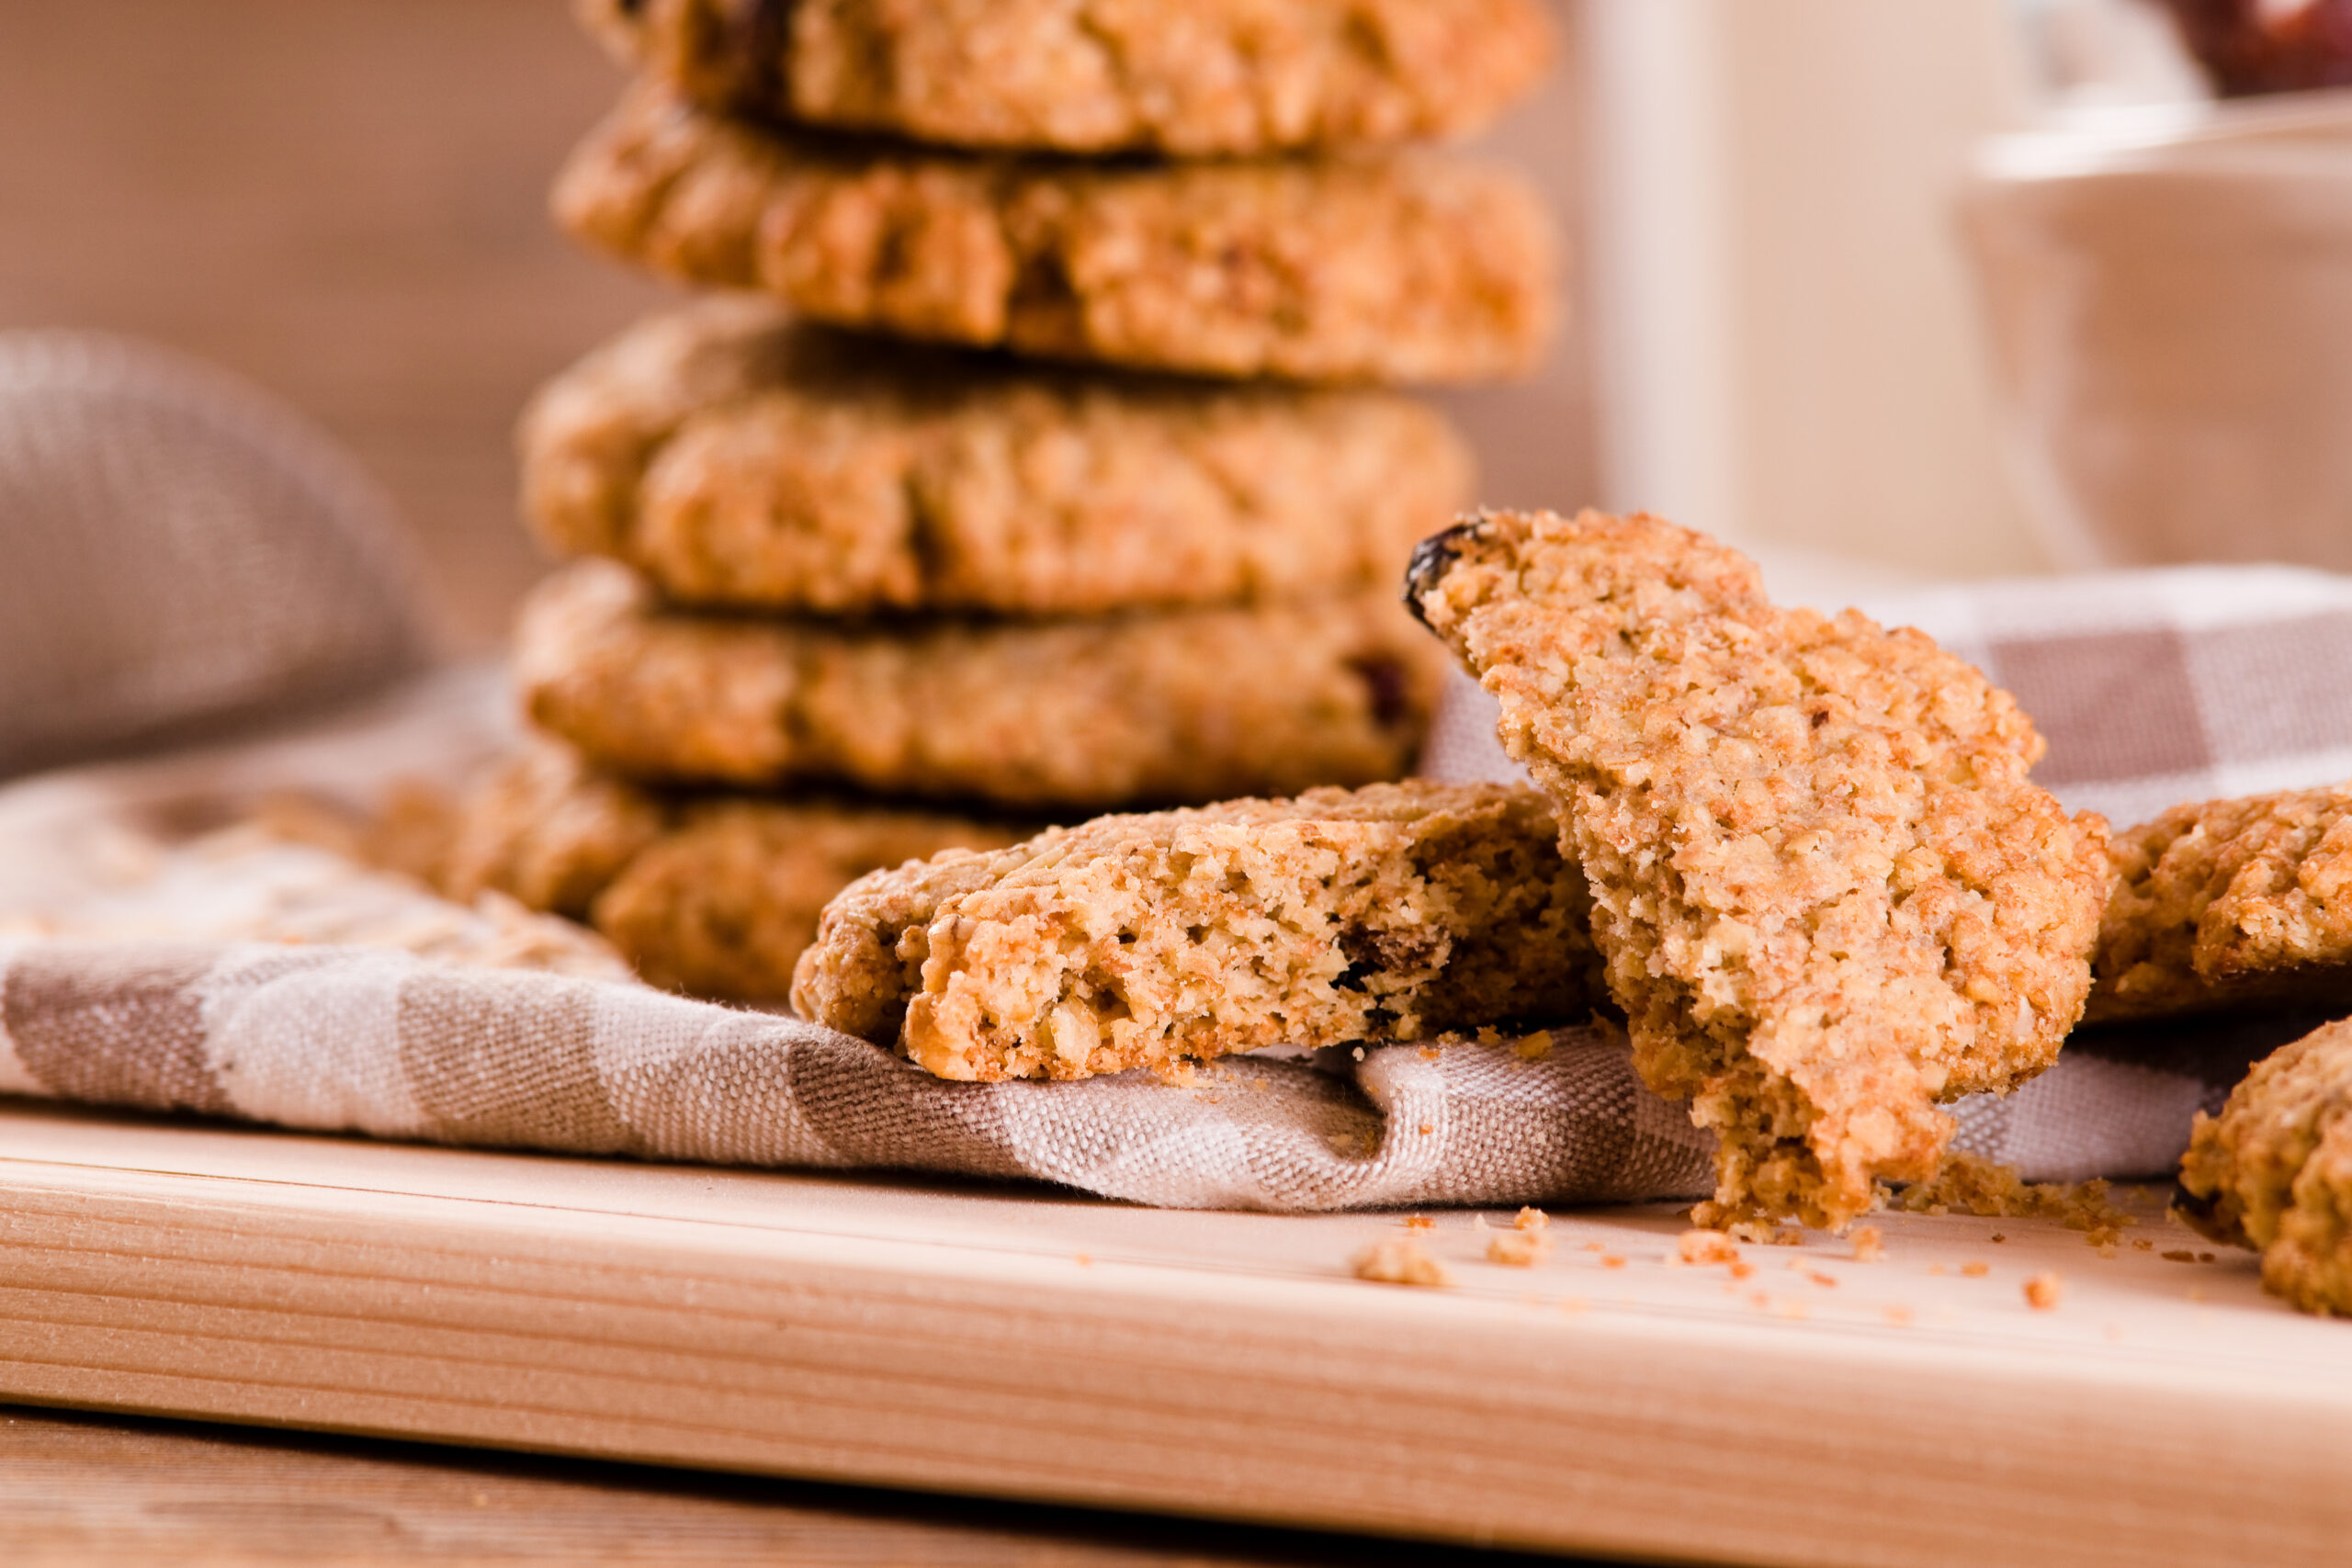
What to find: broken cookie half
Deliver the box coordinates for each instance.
[792,781,1601,1080]
[1408,508,2109,1229]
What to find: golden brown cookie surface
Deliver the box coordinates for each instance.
[2177,1016,2352,1316]
[552,87,1557,385]
[792,781,1601,1079]
[1408,509,2110,1229]
[581,0,1555,156]
[2093,782,2352,1023]
[520,298,1475,615]
[443,740,1021,1005]
[515,560,1443,810]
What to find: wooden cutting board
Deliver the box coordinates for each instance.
[1,1097,2346,1568]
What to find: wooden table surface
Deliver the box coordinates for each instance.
[4,1403,1618,1567]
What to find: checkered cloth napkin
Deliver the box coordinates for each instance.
[3,561,2349,1209]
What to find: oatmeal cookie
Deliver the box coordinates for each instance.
[2177,1017,2352,1315]
[2092,783,2352,1023]
[551,86,1556,385]
[521,297,1475,615]
[579,0,1555,156]
[791,781,1601,1079]
[516,560,1442,809]
[442,740,1020,1003]
[1407,509,2110,1230]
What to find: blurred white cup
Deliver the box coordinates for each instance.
[1961,92,2352,568]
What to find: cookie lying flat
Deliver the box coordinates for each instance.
[552,86,1555,385]
[521,297,1474,615]
[2092,782,2352,1023]
[579,0,1555,156]
[2177,1017,2352,1316]
[517,560,1442,810]
[791,782,1601,1079]
[441,740,1022,1003]
[1408,509,2110,1229]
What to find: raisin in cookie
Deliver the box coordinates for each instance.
[2177,1016,2352,1316]
[552,86,1556,385]
[521,297,1474,615]
[579,0,1555,156]
[442,739,1023,1003]
[1408,508,2110,1230]
[792,781,1600,1079]
[2093,782,2352,1023]
[516,560,1442,809]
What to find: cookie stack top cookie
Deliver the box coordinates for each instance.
[555,0,1560,385]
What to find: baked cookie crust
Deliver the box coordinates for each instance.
[578,0,1555,156]
[441,740,1021,1004]
[520,297,1475,615]
[551,86,1556,385]
[515,560,1443,809]
[791,781,1601,1079]
[2177,1016,2352,1315]
[1408,509,2110,1229]
[2092,782,2352,1023]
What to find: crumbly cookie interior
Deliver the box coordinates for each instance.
[1410,509,2109,1229]
[792,782,1601,1080]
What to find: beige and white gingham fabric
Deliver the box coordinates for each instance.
[2,560,2343,1207]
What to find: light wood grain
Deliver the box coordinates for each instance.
[7,1402,1581,1567]
[0,1099,2346,1567]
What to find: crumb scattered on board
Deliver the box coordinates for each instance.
[1354,1237,1452,1287]
[2025,1273,2064,1310]
[1888,1151,2135,1247]
[1851,1226,1884,1262]
[1487,1232,1553,1267]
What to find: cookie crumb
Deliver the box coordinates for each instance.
[2024,1272,2064,1310]
[1354,1237,1452,1287]
[1600,1255,1627,1269]
[1512,1031,1554,1061]
[2198,1252,2217,1263]
[1416,1122,1434,1136]
[1960,1261,1990,1278]
[1728,1261,1755,1280]
[1402,1214,1435,1231]
[1805,1270,1839,1288]
[1583,1240,1606,1253]
[1989,1233,2007,1244]
[1677,1228,1741,1266]
[2160,1248,2194,1262]
[1419,1045,1442,1062]
[1725,1221,1804,1247]
[2132,1238,2154,1251]
[1514,1206,1549,1231]
[1487,1232,1553,1268]
[1851,1226,1884,1263]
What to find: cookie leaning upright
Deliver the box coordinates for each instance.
[1407,509,2111,1229]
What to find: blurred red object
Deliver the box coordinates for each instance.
[2160,0,2352,95]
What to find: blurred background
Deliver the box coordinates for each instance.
[3,0,2345,649]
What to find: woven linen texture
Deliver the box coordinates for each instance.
[6,563,2351,1208]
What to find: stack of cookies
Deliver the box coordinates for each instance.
[448,0,1562,1006]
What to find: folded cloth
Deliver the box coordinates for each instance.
[4,561,2341,1207]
